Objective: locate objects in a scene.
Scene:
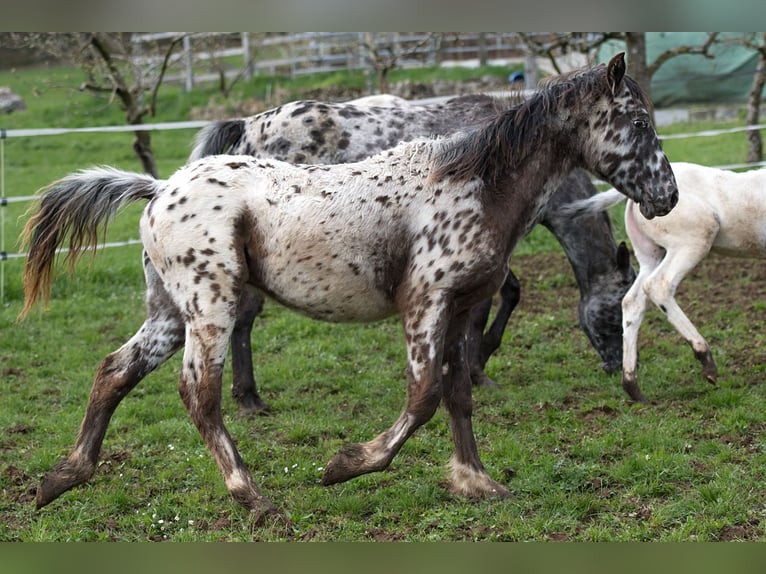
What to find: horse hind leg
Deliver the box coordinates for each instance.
[230,285,271,416]
[179,309,282,523]
[36,279,185,508]
[643,250,718,385]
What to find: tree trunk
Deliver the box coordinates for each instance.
[133,127,159,178]
[377,67,390,94]
[745,43,766,163]
[624,33,654,122]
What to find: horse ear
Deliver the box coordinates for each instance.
[616,240,631,269]
[607,52,626,96]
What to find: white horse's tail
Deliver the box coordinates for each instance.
[20,167,164,318]
[189,119,246,162]
[559,188,627,218]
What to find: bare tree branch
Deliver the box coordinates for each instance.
[647,32,719,76]
[147,34,186,116]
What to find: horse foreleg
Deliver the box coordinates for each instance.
[621,272,650,403]
[36,312,184,508]
[442,312,510,499]
[180,322,281,524]
[230,286,271,416]
[322,295,449,486]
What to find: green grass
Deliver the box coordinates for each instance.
[2,61,766,541]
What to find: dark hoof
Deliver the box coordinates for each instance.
[622,376,648,404]
[696,349,718,385]
[471,371,499,388]
[235,395,272,417]
[322,443,375,486]
[702,364,718,386]
[249,501,291,529]
[36,460,96,509]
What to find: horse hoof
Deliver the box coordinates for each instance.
[235,395,272,417]
[249,501,291,530]
[237,402,272,418]
[448,458,511,499]
[321,443,369,486]
[622,376,648,404]
[35,458,96,509]
[702,367,718,386]
[471,372,499,388]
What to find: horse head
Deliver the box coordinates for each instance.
[575,52,679,220]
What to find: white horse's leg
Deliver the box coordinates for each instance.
[621,202,664,402]
[322,292,450,486]
[621,269,652,402]
[642,247,718,384]
[37,259,185,508]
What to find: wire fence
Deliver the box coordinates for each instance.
[1,112,766,304]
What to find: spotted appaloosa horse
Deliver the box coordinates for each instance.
[21,53,677,521]
[564,161,766,403]
[191,90,635,413]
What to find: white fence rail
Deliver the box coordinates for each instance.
[2,114,766,303]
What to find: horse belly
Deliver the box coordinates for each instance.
[712,204,766,258]
[256,255,398,323]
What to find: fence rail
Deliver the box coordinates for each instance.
[131,32,525,90]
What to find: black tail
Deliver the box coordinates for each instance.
[189,119,246,161]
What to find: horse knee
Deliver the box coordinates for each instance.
[642,276,674,311]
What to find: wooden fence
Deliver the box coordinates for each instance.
[130,32,527,91]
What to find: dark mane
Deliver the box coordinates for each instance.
[428,63,649,186]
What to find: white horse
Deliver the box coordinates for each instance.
[564,161,766,402]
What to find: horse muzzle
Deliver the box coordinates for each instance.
[639,184,678,219]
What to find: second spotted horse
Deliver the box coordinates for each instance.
[22,53,677,518]
[191,93,636,414]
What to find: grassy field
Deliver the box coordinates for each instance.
[1,62,766,542]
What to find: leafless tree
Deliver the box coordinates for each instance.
[735,33,766,163]
[8,32,185,177]
[518,32,718,110]
[191,32,261,97]
[361,32,439,94]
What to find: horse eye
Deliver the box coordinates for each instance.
[633,118,648,129]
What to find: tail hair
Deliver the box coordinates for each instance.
[19,166,161,319]
[189,119,246,161]
[558,188,626,218]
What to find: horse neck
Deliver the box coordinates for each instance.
[540,170,620,292]
[490,136,580,261]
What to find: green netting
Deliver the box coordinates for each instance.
[602,33,763,107]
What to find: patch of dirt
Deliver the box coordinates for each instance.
[513,249,766,372]
[1,464,37,504]
[718,520,762,541]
